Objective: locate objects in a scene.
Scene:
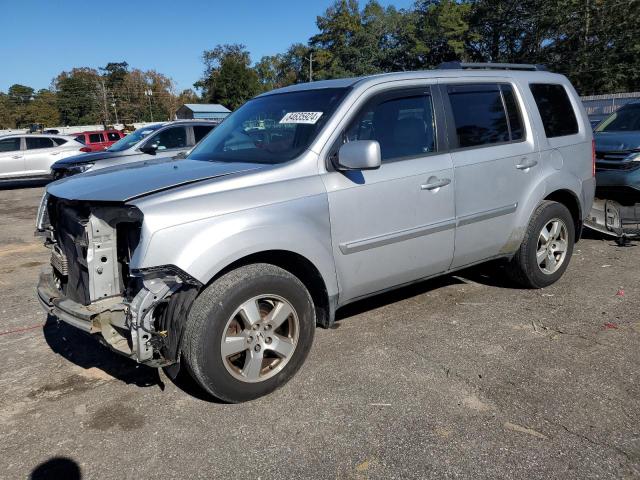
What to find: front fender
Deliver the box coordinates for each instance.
[133,193,339,298]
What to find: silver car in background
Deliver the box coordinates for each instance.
[0,134,85,180]
[50,120,217,178]
[37,63,595,402]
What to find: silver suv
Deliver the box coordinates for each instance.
[36,64,595,402]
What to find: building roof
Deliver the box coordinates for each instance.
[181,104,231,113]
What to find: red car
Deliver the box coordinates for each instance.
[74,130,125,152]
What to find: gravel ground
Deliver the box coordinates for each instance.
[0,184,638,479]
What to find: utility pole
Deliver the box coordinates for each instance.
[111,93,120,124]
[304,51,313,82]
[144,89,154,122]
[99,79,110,126]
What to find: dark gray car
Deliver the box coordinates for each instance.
[584,102,640,238]
[50,120,217,179]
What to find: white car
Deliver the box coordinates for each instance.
[0,134,86,180]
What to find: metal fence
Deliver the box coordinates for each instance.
[581,92,640,123]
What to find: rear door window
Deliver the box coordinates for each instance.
[88,133,104,143]
[0,138,21,152]
[75,135,86,144]
[344,92,436,162]
[52,138,68,146]
[530,84,579,138]
[26,137,55,149]
[193,125,214,143]
[447,83,521,148]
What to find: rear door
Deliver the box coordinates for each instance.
[0,137,25,178]
[324,86,455,302]
[23,137,60,176]
[442,81,541,268]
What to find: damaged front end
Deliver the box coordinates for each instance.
[36,194,200,367]
[585,147,640,238]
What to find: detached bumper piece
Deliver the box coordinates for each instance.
[585,198,640,238]
[37,268,132,352]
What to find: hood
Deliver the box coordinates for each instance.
[47,158,265,202]
[594,131,640,152]
[52,150,137,167]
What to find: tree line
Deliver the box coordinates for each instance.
[199,0,640,109]
[2,0,638,128]
[0,62,198,129]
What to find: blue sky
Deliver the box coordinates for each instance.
[0,0,415,93]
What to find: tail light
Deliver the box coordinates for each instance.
[80,146,92,153]
[592,139,596,177]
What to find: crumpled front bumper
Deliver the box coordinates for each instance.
[37,268,135,359]
[585,198,640,237]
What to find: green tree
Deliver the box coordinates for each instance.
[0,93,13,129]
[54,68,102,126]
[196,44,261,109]
[26,89,59,126]
[7,84,35,127]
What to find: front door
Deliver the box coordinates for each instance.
[324,87,455,303]
[0,137,25,178]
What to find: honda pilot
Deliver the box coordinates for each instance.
[36,63,595,402]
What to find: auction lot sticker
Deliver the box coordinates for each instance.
[279,112,323,124]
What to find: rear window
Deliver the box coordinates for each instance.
[530,84,579,138]
[107,131,121,141]
[193,125,214,143]
[26,137,55,149]
[448,83,523,148]
[88,133,104,143]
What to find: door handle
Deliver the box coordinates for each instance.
[421,178,451,191]
[516,158,538,170]
[11,155,22,159]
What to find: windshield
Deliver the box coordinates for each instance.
[188,88,349,164]
[107,125,163,152]
[596,104,640,132]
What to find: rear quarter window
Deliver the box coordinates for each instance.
[530,83,579,138]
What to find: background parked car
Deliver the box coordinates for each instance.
[585,101,640,238]
[74,130,126,152]
[0,134,85,181]
[51,120,217,178]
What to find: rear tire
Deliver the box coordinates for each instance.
[182,263,315,403]
[506,201,575,288]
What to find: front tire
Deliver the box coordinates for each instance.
[182,263,315,403]
[506,201,575,288]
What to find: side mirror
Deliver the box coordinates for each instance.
[336,140,381,171]
[139,144,157,155]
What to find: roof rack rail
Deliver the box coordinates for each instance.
[437,61,548,72]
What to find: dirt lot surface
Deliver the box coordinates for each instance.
[0,184,638,479]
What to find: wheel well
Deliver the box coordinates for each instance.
[211,250,332,328]
[544,190,582,241]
